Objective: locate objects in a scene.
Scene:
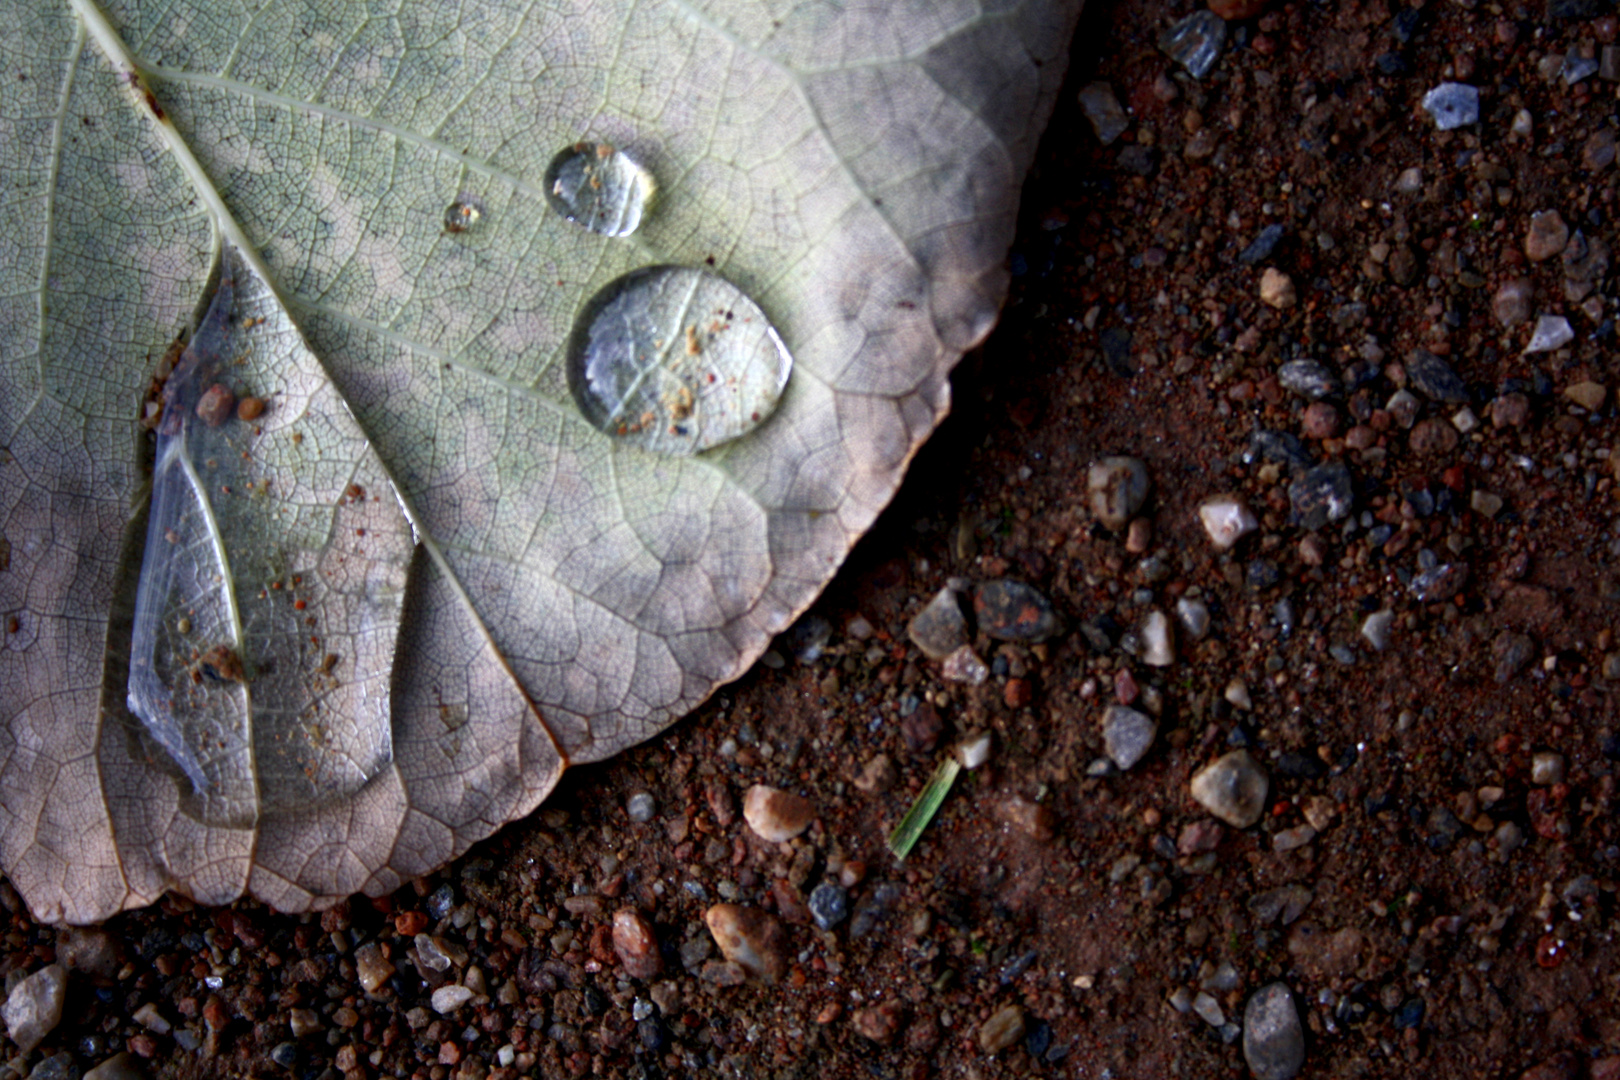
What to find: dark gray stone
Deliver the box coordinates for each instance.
[1287,462,1353,531]
[1405,350,1469,403]
[1244,983,1305,1080]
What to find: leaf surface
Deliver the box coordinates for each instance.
[0,0,1079,921]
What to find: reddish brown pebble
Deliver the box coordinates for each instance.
[1003,677,1032,708]
[1409,418,1459,456]
[851,1001,905,1044]
[995,796,1055,841]
[196,383,235,427]
[1301,401,1340,439]
[202,995,227,1031]
[704,904,788,982]
[236,395,265,421]
[1208,0,1266,17]
[395,910,428,936]
[612,909,661,980]
[1343,424,1376,450]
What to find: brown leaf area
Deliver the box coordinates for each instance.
[9,1,1620,1079]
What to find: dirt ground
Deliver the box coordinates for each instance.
[8,0,1620,1077]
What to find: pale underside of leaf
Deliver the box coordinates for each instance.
[0,0,1080,922]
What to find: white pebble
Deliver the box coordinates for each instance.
[1139,610,1174,666]
[430,985,475,1015]
[1199,494,1258,550]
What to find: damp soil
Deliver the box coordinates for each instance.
[10,1,1620,1078]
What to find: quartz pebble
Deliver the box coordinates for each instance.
[1176,597,1211,639]
[626,791,656,823]
[1102,704,1158,771]
[1531,752,1566,786]
[1525,315,1574,354]
[1139,609,1175,666]
[704,905,788,982]
[1158,10,1226,78]
[1422,83,1478,129]
[1087,456,1150,530]
[430,985,475,1014]
[2,964,66,1054]
[743,784,815,842]
[941,644,989,684]
[1360,609,1394,651]
[907,587,967,660]
[1277,359,1339,399]
[1199,494,1258,549]
[1190,750,1269,828]
[1259,268,1296,309]
[1243,983,1306,1080]
[83,1054,142,1080]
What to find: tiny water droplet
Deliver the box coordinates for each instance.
[567,266,792,455]
[544,142,654,237]
[443,194,485,234]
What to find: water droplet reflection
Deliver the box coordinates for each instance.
[544,142,653,237]
[567,266,792,455]
[443,194,485,234]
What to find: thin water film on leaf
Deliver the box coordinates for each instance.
[127,249,416,826]
[566,266,793,455]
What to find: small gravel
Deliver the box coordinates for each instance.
[742,784,815,842]
[807,883,848,931]
[1087,455,1150,530]
[1101,704,1157,771]
[2,964,66,1054]
[1421,82,1478,129]
[907,587,968,660]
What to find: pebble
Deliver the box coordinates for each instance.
[1584,128,1617,170]
[941,645,988,685]
[1139,610,1174,666]
[851,1002,903,1045]
[1238,224,1287,265]
[1101,704,1157,771]
[1287,462,1353,531]
[1087,456,1151,530]
[3,964,66,1054]
[1471,490,1503,518]
[626,791,656,823]
[1525,315,1574,354]
[1490,392,1531,427]
[1525,210,1570,262]
[705,905,788,982]
[1243,984,1306,1080]
[974,579,1059,642]
[1176,597,1211,639]
[29,1054,77,1080]
[132,1003,169,1035]
[907,587,967,660]
[956,732,993,770]
[1158,10,1226,78]
[1272,825,1316,852]
[807,883,849,931]
[354,942,392,993]
[430,985,475,1014]
[1277,359,1339,400]
[1189,750,1269,828]
[1409,418,1459,456]
[1531,752,1566,786]
[1078,82,1129,146]
[82,1054,142,1080]
[1405,350,1469,403]
[743,784,816,842]
[1564,380,1607,411]
[1492,279,1534,326]
[1224,678,1251,710]
[1300,401,1339,439]
[1179,819,1224,854]
[1192,991,1226,1027]
[1386,388,1419,428]
[613,910,662,979]
[978,1003,1027,1054]
[1492,632,1535,683]
[1360,609,1394,651]
[1410,562,1467,602]
[1259,268,1296,309]
[1199,494,1258,549]
[1421,82,1478,129]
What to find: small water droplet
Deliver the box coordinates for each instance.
[544,142,654,237]
[567,266,792,455]
[443,194,485,234]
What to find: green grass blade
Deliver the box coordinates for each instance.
[887,757,962,860]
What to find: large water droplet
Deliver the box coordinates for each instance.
[567,266,793,455]
[544,142,654,237]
